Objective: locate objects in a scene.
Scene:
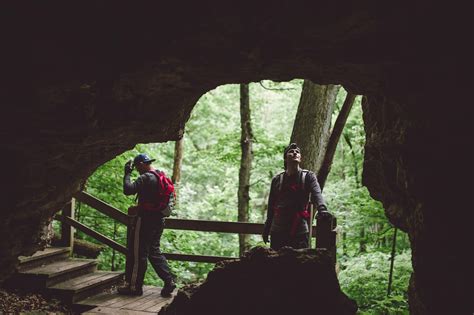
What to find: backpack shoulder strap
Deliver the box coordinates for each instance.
[146,170,157,180]
[299,169,312,205]
[147,170,165,188]
[279,173,284,191]
[274,171,285,192]
[149,169,168,178]
[300,169,309,188]
[142,171,158,184]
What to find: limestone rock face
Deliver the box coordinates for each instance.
[159,247,357,315]
[1,2,471,314]
[362,93,472,314]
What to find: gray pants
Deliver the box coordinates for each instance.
[126,213,174,290]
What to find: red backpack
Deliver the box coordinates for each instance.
[140,170,176,217]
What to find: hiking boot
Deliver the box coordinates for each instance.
[161,281,176,297]
[117,285,143,296]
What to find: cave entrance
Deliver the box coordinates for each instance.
[58,80,412,312]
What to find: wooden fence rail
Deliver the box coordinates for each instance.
[73,191,322,235]
[57,191,337,264]
[56,214,128,255]
[74,191,131,226]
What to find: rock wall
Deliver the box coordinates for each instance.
[362,93,472,314]
[1,2,471,313]
[159,247,357,315]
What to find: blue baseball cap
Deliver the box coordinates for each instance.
[133,153,156,165]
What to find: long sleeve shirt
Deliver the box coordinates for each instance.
[264,169,326,235]
[124,171,160,205]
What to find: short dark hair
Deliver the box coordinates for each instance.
[283,143,301,169]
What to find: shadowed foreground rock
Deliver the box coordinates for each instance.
[159,247,357,315]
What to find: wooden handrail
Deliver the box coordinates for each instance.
[56,214,128,255]
[163,253,237,264]
[165,218,263,235]
[166,218,318,237]
[74,191,131,226]
[60,192,333,268]
[75,190,320,236]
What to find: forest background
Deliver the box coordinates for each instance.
[66,79,413,314]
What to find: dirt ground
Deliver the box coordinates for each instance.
[0,288,72,314]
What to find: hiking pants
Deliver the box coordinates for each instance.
[270,232,309,250]
[125,212,174,290]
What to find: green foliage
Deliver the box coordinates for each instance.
[74,81,411,313]
[338,250,412,314]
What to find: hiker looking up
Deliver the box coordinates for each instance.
[262,143,330,250]
[118,153,176,297]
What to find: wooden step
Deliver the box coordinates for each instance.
[17,247,71,271]
[75,285,177,314]
[6,258,98,289]
[48,271,124,303]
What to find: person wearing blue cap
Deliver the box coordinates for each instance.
[117,153,176,297]
[262,143,330,250]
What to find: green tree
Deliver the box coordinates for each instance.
[290,80,340,173]
[238,83,252,255]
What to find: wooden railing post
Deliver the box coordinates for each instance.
[308,204,314,249]
[124,214,136,284]
[60,199,75,250]
[315,213,337,263]
[126,216,133,255]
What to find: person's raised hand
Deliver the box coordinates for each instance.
[124,160,133,174]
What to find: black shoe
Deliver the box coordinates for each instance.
[117,285,143,296]
[161,281,176,297]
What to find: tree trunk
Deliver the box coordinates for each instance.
[387,227,398,296]
[343,132,360,187]
[238,83,252,256]
[359,227,367,253]
[340,139,346,180]
[290,80,340,173]
[318,92,357,190]
[342,215,347,256]
[172,137,184,184]
[172,136,184,204]
[342,230,347,255]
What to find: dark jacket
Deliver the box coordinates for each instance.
[124,170,162,208]
[264,169,326,235]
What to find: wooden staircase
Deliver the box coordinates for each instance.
[5,247,124,305]
[18,192,336,314]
